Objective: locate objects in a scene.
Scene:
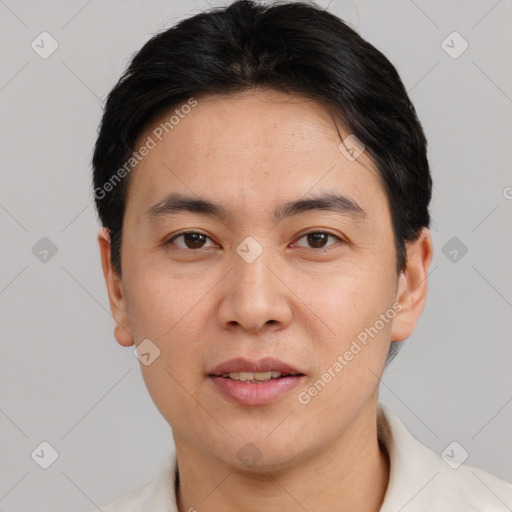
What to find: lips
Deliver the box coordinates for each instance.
[208,357,304,377]
[208,357,305,405]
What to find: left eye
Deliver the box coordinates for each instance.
[294,232,341,249]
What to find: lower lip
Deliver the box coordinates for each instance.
[209,375,305,405]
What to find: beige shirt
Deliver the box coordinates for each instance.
[98,403,512,511]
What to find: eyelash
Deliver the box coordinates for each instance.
[166,230,344,251]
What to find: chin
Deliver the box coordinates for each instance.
[227,450,302,475]
[213,434,307,475]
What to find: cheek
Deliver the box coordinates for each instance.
[124,262,215,370]
[294,256,395,335]
[301,309,394,419]
[123,257,209,340]
[298,265,398,399]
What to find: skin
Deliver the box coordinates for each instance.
[98,87,433,512]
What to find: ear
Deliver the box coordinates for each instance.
[391,228,433,342]
[97,228,134,347]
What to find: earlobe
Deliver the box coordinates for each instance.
[391,228,433,342]
[97,228,134,347]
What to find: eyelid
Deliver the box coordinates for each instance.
[168,229,210,239]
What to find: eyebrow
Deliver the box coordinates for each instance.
[144,191,366,224]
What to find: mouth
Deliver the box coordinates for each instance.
[208,357,306,405]
[208,356,305,380]
[216,370,303,383]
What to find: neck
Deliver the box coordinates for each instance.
[175,403,389,512]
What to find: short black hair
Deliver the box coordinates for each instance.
[92,0,432,364]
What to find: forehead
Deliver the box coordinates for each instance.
[125,89,386,222]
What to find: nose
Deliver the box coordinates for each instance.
[216,243,293,334]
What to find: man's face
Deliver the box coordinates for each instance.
[100,89,423,471]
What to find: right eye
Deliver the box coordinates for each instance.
[167,231,217,250]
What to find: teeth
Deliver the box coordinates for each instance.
[220,371,287,382]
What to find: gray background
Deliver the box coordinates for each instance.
[0,0,511,510]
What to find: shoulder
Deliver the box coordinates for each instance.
[435,462,512,509]
[378,403,512,511]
